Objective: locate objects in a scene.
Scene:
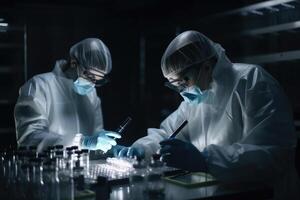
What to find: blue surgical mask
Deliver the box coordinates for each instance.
[73,77,95,95]
[180,86,208,104]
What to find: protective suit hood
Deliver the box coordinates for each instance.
[69,38,112,74]
[135,31,298,198]
[161,30,218,78]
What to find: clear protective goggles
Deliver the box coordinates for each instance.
[164,56,215,93]
[164,79,188,93]
[77,65,110,87]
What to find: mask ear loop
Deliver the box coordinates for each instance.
[76,65,80,78]
[195,64,204,89]
[75,65,86,82]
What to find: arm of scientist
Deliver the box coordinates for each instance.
[14,77,60,151]
[14,77,103,152]
[203,67,297,183]
[131,101,189,157]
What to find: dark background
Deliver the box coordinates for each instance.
[0,0,300,157]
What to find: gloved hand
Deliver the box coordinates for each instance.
[113,145,145,159]
[81,130,121,152]
[107,145,126,157]
[160,138,207,172]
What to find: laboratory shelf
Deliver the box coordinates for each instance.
[202,0,297,20]
[0,99,15,105]
[239,20,300,36]
[0,67,13,73]
[235,49,300,64]
[0,43,23,49]
[0,26,23,32]
[0,66,22,73]
[221,20,300,42]
[0,21,26,141]
[192,0,300,117]
[0,128,14,134]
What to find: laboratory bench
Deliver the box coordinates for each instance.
[88,159,273,200]
[108,181,273,200]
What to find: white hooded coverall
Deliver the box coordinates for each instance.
[132,31,299,199]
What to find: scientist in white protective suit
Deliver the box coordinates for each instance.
[14,38,121,153]
[115,31,299,199]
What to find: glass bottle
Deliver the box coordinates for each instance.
[29,146,38,158]
[73,166,85,191]
[147,154,165,199]
[66,150,73,171]
[32,158,46,200]
[48,146,55,159]
[129,158,148,200]
[20,163,32,199]
[74,150,82,168]
[56,151,65,170]
[81,149,90,178]
[0,151,5,192]
[95,176,110,200]
[55,145,64,155]
[43,159,60,200]
[59,159,74,200]
[11,151,24,200]
[71,146,78,167]
[5,150,16,198]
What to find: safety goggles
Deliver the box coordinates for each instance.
[164,79,188,93]
[164,59,212,93]
[77,66,110,87]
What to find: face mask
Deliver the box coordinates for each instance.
[73,77,95,95]
[180,85,208,104]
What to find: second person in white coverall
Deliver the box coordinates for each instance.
[14,38,121,152]
[115,31,299,199]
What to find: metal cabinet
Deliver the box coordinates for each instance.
[0,20,27,149]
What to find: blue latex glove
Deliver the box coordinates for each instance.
[81,131,121,152]
[160,138,207,172]
[108,145,124,157]
[114,145,145,159]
